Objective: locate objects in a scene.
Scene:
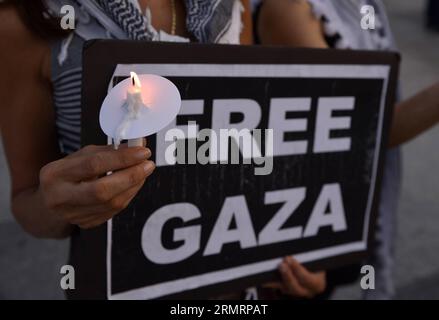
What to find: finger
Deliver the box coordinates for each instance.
[68,181,145,227]
[70,160,155,205]
[76,210,116,229]
[76,190,139,229]
[66,145,115,159]
[286,256,325,293]
[62,182,143,224]
[88,144,132,178]
[63,147,151,181]
[279,260,311,298]
[86,160,154,203]
[66,143,133,161]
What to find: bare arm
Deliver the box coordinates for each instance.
[240,0,254,45]
[0,6,155,239]
[258,0,439,147]
[258,0,328,48]
[0,5,70,238]
[390,83,439,147]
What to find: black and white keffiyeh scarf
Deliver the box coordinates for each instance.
[88,0,236,43]
[94,0,155,40]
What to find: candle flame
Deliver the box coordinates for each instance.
[130,72,141,89]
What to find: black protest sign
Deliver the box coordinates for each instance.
[80,41,399,300]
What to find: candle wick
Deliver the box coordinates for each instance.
[132,77,135,87]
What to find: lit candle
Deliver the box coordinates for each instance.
[100,72,181,149]
[126,71,144,117]
[114,72,147,148]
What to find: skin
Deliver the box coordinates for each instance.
[140,0,254,43]
[279,258,325,298]
[0,0,319,299]
[258,0,439,298]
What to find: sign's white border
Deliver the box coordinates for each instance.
[107,63,390,300]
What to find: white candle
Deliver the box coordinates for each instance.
[115,72,147,148]
[99,73,181,150]
[126,71,144,117]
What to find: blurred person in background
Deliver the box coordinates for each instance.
[254,0,439,299]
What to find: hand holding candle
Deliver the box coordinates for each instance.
[38,144,155,229]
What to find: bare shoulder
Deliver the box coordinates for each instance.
[260,0,314,21]
[258,0,327,47]
[0,5,51,79]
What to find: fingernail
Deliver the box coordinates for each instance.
[135,148,148,160]
[145,149,152,158]
[144,162,155,173]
